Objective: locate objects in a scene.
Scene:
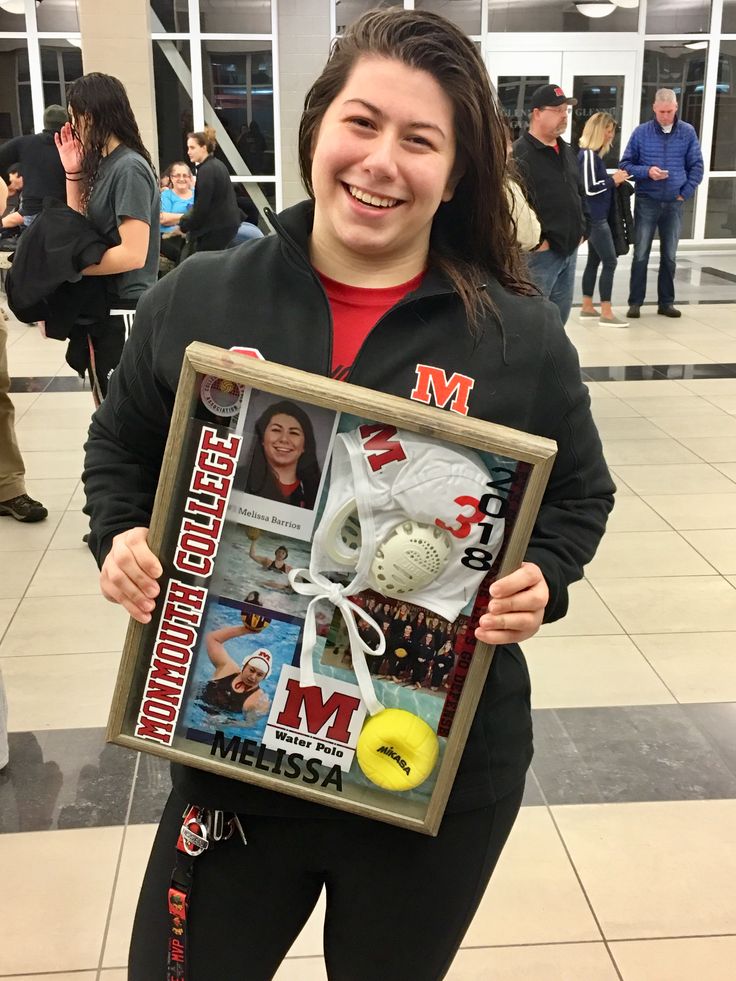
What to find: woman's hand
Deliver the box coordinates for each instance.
[54,122,84,174]
[475,562,549,645]
[100,527,163,624]
[612,168,630,186]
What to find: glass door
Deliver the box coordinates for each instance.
[487,46,637,168]
[562,50,637,166]
[488,51,562,141]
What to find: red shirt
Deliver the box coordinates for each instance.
[318,270,425,380]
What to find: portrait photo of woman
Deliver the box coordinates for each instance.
[242,396,331,510]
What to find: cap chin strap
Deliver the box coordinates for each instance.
[288,568,385,717]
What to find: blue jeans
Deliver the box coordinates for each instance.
[229,221,264,246]
[582,218,617,303]
[628,197,683,307]
[526,248,578,327]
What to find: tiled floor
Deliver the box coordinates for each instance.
[2,254,736,979]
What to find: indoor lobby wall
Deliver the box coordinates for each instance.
[78,0,158,172]
[277,0,330,208]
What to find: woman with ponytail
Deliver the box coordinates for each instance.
[181,125,240,252]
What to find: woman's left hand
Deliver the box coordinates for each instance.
[54,122,84,174]
[474,561,549,645]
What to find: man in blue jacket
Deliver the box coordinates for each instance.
[620,88,703,319]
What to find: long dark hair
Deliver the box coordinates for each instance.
[67,73,155,211]
[298,8,535,332]
[246,400,321,508]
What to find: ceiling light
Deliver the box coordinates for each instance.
[684,40,708,50]
[66,37,82,48]
[0,0,26,15]
[612,0,639,8]
[575,2,616,18]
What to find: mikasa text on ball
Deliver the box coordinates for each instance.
[356,708,439,791]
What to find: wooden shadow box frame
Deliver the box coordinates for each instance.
[108,342,556,834]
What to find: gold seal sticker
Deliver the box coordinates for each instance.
[200,375,244,417]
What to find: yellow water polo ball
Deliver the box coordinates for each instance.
[356,708,439,792]
[241,612,270,633]
[394,647,408,659]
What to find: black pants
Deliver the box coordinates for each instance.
[160,234,186,265]
[188,226,238,254]
[74,298,138,406]
[129,782,524,980]
[86,313,125,406]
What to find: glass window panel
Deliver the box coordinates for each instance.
[572,75,625,166]
[497,76,549,139]
[488,0,638,33]
[40,42,83,108]
[712,42,736,170]
[641,43,706,138]
[0,5,25,31]
[0,41,32,142]
[335,0,402,35]
[415,0,481,35]
[43,83,61,107]
[199,0,272,34]
[35,0,79,32]
[645,0,711,34]
[153,39,194,172]
[231,179,276,225]
[62,48,83,83]
[723,0,736,32]
[680,193,695,239]
[202,41,274,176]
[705,178,736,238]
[150,0,189,33]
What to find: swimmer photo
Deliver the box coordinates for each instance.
[228,390,338,540]
[202,626,272,724]
[180,598,302,743]
[209,524,313,617]
[248,534,292,579]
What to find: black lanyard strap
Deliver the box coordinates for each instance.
[167,804,246,981]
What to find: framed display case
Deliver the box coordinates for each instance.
[108,342,556,834]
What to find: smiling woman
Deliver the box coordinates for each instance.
[245,399,321,509]
[82,8,614,980]
[308,56,458,288]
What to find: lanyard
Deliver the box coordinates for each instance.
[167,804,247,981]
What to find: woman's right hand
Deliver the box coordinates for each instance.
[100,527,163,624]
[612,168,630,186]
[54,122,84,174]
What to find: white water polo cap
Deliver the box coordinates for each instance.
[312,424,505,622]
[289,425,505,719]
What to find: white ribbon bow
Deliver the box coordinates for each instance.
[287,568,385,717]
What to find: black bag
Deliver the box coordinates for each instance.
[608,181,635,257]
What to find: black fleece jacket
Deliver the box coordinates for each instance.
[83,200,614,814]
[179,154,239,241]
[6,199,109,337]
[513,132,591,255]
